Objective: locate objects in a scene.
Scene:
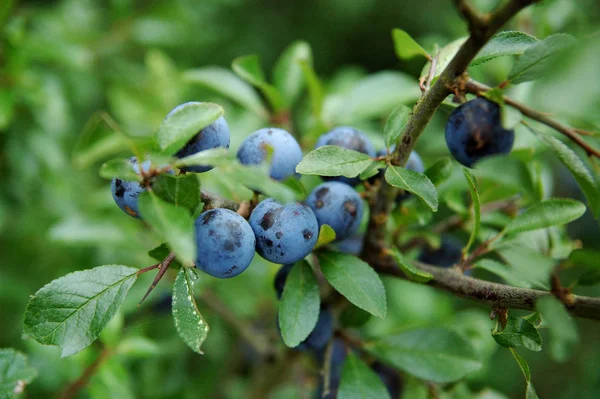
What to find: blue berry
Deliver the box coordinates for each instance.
[445,97,514,167]
[332,234,364,256]
[372,362,402,398]
[110,157,150,218]
[173,108,230,173]
[249,199,318,264]
[298,307,334,351]
[315,126,376,186]
[274,264,293,299]
[237,128,303,181]
[418,235,463,268]
[194,209,256,278]
[306,182,363,240]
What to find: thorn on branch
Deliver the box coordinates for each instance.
[138,252,177,305]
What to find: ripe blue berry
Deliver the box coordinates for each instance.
[173,109,230,173]
[110,157,150,218]
[306,182,363,240]
[418,235,463,268]
[372,362,402,398]
[445,97,514,167]
[297,306,333,351]
[237,128,303,181]
[194,209,256,278]
[315,126,376,186]
[249,199,319,264]
[332,234,364,256]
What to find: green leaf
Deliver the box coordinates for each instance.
[471,31,539,66]
[315,224,336,249]
[505,198,586,234]
[171,147,229,169]
[494,239,555,289]
[338,352,391,399]
[318,252,386,318]
[508,34,576,84]
[278,262,320,347]
[182,67,268,119]
[366,328,482,383]
[509,348,539,399]
[474,259,522,287]
[99,158,142,182]
[219,161,299,204]
[23,265,138,357]
[390,248,433,283]
[172,267,209,354]
[0,349,37,399]
[152,174,200,214]
[138,192,196,266]
[462,168,481,255]
[541,135,600,217]
[425,157,454,186]
[492,316,542,351]
[421,37,466,80]
[385,165,438,211]
[340,305,371,328]
[384,105,411,148]
[273,41,312,107]
[391,29,429,60]
[536,296,578,362]
[148,243,182,268]
[156,102,224,154]
[232,54,285,112]
[474,156,537,201]
[359,161,386,180]
[335,71,420,124]
[299,59,325,124]
[296,146,373,178]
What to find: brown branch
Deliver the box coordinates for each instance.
[453,0,484,30]
[464,79,600,158]
[200,190,240,211]
[138,252,176,305]
[364,252,600,321]
[60,348,111,399]
[364,0,536,258]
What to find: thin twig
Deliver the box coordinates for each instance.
[453,0,485,29]
[138,252,176,305]
[363,252,600,320]
[465,79,600,158]
[60,348,111,399]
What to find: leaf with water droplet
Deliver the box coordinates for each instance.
[172,268,209,354]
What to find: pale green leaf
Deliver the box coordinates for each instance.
[315,224,336,249]
[392,29,429,60]
[182,67,268,118]
[335,71,420,123]
[156,102,224,154]
[492,316,542,351]
[509,348,539,399]
[23,265,138,357]
[318,252,386,318]
[462,168,481,255]
[472,31,538,66]
[232,54,285,112]
[366,328,482,383]
[99,158,142,182]
[338,352,391,399]
[152,174,200,214]
[425,157,454,186]
[138,192,196,266]
[508,34,576,84]
[385,165,438,211]
[542,135,600,217]
[505,198,586,234]
[296,146,372,178]
[384,105,411,148]
[172,268,209,354]
[536,296,578,362]
[0,349,37,399]
[390,248,433,283]
[273,41,312,106]
[172,147,229,169]
[279,262,320,347]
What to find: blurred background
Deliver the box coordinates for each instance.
[1,0,600,398]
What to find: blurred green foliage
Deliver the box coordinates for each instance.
[1,0,600,398]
